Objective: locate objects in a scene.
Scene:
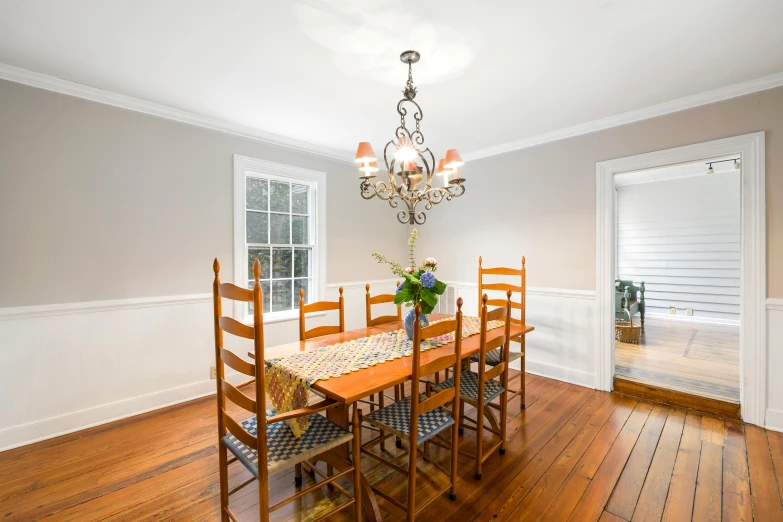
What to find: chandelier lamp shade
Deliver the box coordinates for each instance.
[356,50,466,225]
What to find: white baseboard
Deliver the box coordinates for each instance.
[525,359,596,390]
[766,409,783,433]
[644,312,740,326]
[0,374,236,452]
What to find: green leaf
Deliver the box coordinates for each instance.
[394,287,414,305]
[431,280,447,295]
[419,288,437,307]
[403,272,422,287]
[420,301,435,315]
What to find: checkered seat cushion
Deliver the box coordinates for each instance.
[221,411,353,476]
[432,370,505,405]
[363,394,455,445]
[471,348,523,366]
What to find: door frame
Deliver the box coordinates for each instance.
[595,132,767,425]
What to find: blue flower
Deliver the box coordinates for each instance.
[420,270,436,289]
[396,282,404,293]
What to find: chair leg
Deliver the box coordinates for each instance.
[458,399,465,435]
[449,423,459,501]
[294,463,303,486]
[353,407,362,522]
[500,390,508,455]
[218,444,230,522]
[395,385,403,448]
[407,439,417,522]
[475,401,484,480]
[379,391,386,452]
[520,339,526,410]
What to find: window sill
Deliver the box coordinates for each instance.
[243,311,326,326]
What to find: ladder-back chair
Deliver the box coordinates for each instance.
[432,292,513,479]
[213,258,361,522]
[476,256,527,409]
[365,282,402,327]
[359,301,463,521]
[299,286,345,341]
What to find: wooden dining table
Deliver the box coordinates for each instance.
[258,313,535,521]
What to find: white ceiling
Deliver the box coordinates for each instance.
[615,155,740,186]
[1,0,782,161]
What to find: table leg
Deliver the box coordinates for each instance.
[326,403,382,522]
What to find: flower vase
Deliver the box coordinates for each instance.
[403,308,429,340]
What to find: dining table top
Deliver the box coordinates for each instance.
[259,313,535,404]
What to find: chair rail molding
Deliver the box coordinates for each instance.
[596,132,767,426]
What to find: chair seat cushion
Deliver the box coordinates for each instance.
[364,394,455,445]
[432,370,505,405]
[221,411,353,477]
[471,348,523,366]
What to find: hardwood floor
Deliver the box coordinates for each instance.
[615,317,740,402]
[2,374,782,521]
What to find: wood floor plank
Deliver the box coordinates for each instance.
[536,401,654,522]
[630,409,686,522]
[746,425,783,521]
[504,397,639,521]
[567,404,667,522]
[692,441,723,522]
[723,420,752,522]
[2,374,782,522]
[475,392,620,520]
[661,412,702,522]
[605,405,670,520]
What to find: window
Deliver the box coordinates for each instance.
[234,156,326,323]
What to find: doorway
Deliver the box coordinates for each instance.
[595,133,767,425]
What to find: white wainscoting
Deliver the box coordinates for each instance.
[440,283,598,390]
[767,298,783,432]
[0,279,398,452]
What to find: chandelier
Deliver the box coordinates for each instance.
[355,50,466,225]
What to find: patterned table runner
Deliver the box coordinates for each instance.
[266,315,504,437]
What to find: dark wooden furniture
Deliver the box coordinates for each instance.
[212,259,361,522]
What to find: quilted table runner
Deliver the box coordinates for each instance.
[265,315,505,437]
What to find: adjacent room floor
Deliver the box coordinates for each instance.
[2,374,781,521]
[615,316,740,402]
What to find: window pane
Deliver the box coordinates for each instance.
[292,215,308,244]
[294,279,309,308]
[272,248,292,279]
[246,212,268,244]
[248,248,270,280]
[248,280,270,315]
[270,182,290,213]
[270,214,290,244]
[272,280,292,312]
[294,249,310,278]
[246,178,268,211]
[292,184,308,214]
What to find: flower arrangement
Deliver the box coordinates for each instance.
[372,228,447,315]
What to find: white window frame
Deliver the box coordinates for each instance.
[233,155,327,324]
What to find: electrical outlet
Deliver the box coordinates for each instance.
[210,366,216,380]
[686,308,693,316]
[669,307,676,314]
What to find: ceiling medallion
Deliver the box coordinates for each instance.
[355,50,466,225]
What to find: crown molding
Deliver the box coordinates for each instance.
[463,71,783,161]
[0,62,352,163]
[3,62,783,164]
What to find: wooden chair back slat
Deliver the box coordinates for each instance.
[220,347,256,376]
[219,316,255,340]
[486,299,522,310]
[222,380,258,414]
[481,282,523,293]
[483,334,506,353]
[365,283,402,327]
[419,355,457,379]
[222,410,259,450]
[486,305,509,322]
[419,318,459,339]
[484,362,506,382]
[480,267,522,276]
[218,283,253,302]
[303,325,342,339]
[299,287,345,341]
[418,387,455,414]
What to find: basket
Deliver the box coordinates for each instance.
[615,309,641,344]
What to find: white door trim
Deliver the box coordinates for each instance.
[595,132,767,425]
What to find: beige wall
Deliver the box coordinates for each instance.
[0,80,406,307]
[419,86,783,298]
